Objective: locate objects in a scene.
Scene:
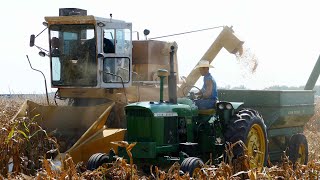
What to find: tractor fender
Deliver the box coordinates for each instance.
[229,102,244,111]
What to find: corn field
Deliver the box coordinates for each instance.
[1,95,320,179]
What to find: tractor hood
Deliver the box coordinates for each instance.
[125,101,198,117]
[125,101,197,150]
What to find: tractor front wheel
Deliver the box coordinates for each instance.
[225,108,268,168]
[180,157,204,178]
[288,133,308,165]
[87,153,110,170]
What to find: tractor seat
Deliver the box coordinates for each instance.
[198,100,218,115]
[198,108,216,115]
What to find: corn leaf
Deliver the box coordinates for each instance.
[6,127,15,143]
[18,130,29,141]
[23,121,30,133]
[31,114,40,122]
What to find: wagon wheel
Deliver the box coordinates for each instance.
[180,157,204,178]
[288,133,308,165]
[225,108,268,168]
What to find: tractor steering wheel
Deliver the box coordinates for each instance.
[182,85,203,100]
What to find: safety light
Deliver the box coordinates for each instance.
[97,22,105,27]
[218,104,224,110]
[226,104,233,110]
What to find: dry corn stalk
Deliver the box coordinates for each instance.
[2,96,320,179]
[111,141,137,179]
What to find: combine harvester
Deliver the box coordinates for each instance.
[14,8,244,164]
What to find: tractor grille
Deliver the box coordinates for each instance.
[126,108,153,141]
[163,117,178,144]
[126,108,179,145]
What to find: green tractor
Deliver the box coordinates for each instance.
[87,45,317,176]
[121,85,268,175]
[87,46,270,176]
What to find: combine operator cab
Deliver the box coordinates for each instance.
[32,8,132,89]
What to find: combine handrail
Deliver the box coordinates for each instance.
[26,55,50,105]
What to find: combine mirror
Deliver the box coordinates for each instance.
[38,51,46,57]
[30,34,35,47]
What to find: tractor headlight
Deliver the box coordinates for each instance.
[226,104,233,110]
[218,104,224,110]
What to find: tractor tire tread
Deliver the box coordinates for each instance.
[224,108,268,166]
[288,133,308,165]
[180,157,204,176]
[181,157,193,172]
[87,153,109,170]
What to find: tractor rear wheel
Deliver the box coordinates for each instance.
[225,108,268,168]
[87,153,110,170]
[180,157,204,178]
[288,133,308,165]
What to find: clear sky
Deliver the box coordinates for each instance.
[1,0,320,94]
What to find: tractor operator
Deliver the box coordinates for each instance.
[194,60,218,110]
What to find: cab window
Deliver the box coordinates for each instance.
[103,29,115,53]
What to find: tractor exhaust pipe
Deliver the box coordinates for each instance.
[168,46,177,104]
[305,54,320,90]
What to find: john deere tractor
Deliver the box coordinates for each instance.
[87,46,269,177]
[88,42,317,176]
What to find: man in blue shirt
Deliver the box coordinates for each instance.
[194,60,218,110]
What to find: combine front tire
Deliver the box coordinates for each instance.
[288,133,308,165]
[87,153,109,170]
[225,108,268,168]
[180,157,204,178]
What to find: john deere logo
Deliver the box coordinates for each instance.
[154,112,178,117]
